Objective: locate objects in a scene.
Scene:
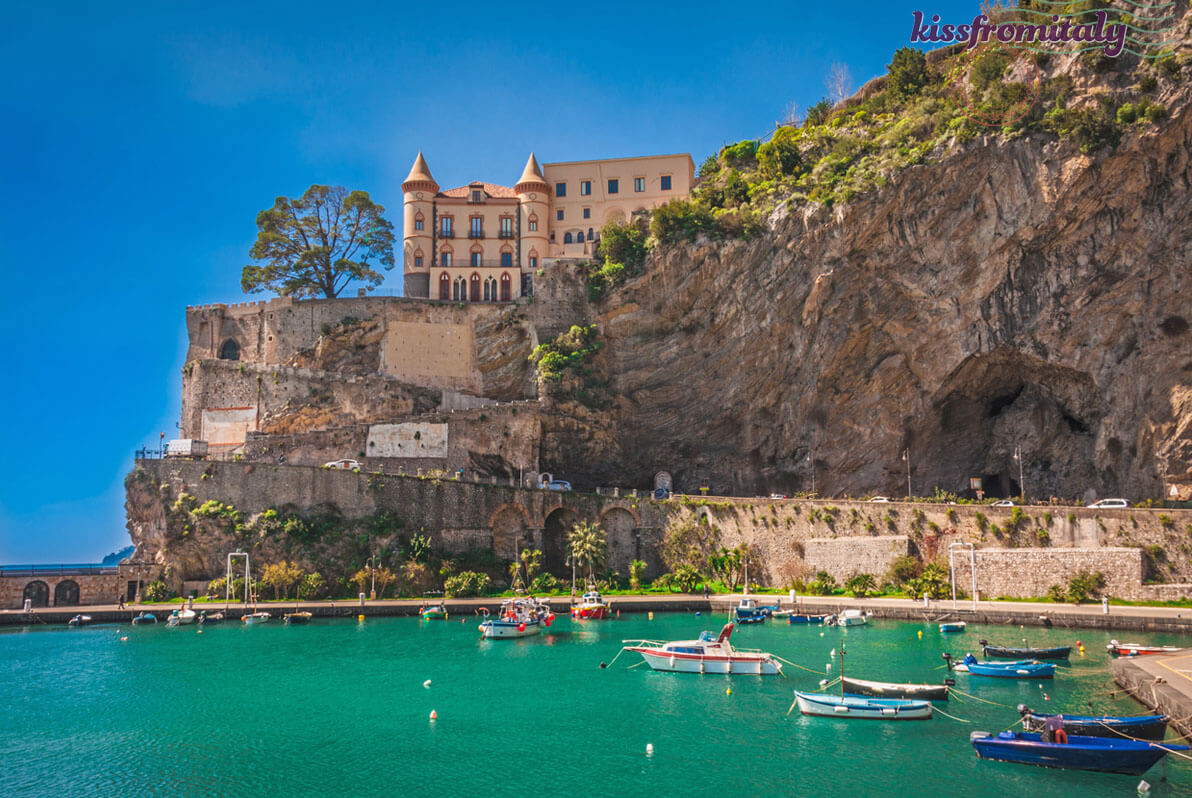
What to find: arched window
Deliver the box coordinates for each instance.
[587,228,594,241]
[23,580,49,608]
[453,277,467,301]
[414,212,425,231]
[500,272,511,301]
[218,339,240,361]
[439,272,450,301]
[470,272,481,302]
[483,276,497,301]
[54,580,80,607]
[528,214,538,232]
[563,232,573,244]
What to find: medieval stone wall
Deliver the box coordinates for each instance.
[952,548,1144,600]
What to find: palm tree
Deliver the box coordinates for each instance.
[567,522,609,585]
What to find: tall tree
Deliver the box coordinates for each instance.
[567,521,608,583]
[241,185,395,299]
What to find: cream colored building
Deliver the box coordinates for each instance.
[402,151,694,300]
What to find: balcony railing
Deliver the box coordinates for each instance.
[450,259,519,269]
[468,230,485,239]
[439,229,455,238]
[498,230,515,239]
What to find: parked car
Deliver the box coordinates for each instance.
[545,479,572,491]
[769,493,789,499]
[991,500,1016,507]
[1087,498,1129,508]
[867,496,891,503]
[323,459,360,470]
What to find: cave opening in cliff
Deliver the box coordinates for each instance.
[542,507,577,578]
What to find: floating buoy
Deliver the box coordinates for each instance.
[830,649,836,658]
[695,611,701,617]
[358,614,365,623]
[646,743,654,756]
[423,679,432,688]
[819,632,824,637]
[120,636,128,642]
[649,612,654,620]
[429,710,438,721]
[726,686,731,695]
[518,623,526,632]
[826,663,832,672]
[616,609,620,618]
[1043,693,1050,701]
[197,629,203,634]
[819,679,829,687]
[600,662,607,669]
[917,630,923,639]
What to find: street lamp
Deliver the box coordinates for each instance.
[367,555,378,600]
[902,449,911,499]
[1013,446,1026,504]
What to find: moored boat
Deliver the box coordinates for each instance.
[734,597,770,624]
[67,614,92,626]
[283,611,313,624]
[131,612,156,625]
[623,623,783,675]
[420,602,449,620]
[242,611,271,624]
[950,653,1055,679]
[832,609,868,627]
[970,730,1187,775]
[787,613,831,625]
[939,622,966,633]
[794,691,933,720]
[571,591,610,620]
[478,597,554,639]
[841,675,950,701]
[979,639,1071,660]
[197,610,224,623]
[1106,639,1185,657]
[1018,705,1168,741]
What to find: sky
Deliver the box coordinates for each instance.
[0,0,979,563]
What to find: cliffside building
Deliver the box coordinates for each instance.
[401,151,695,299]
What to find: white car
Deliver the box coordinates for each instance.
[991,500,1015,507]
[867,496,891,503]
[323,459,360,470]
[1087,498,1129,508]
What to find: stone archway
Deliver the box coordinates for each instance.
[599,507,638,575]
[54,580,80,607]
[23,580,49,608]
[490,503,532,561]
[543,506,578,577]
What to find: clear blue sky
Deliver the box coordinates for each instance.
[0,0,977,563]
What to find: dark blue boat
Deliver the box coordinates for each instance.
[736,612,766,624]
[971,730,1187,775]
[958,653,1055,679]
[787,614,830,625]
[979,639,1071,660]
[1018,705,1168,741]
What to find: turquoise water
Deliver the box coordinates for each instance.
[3,613,1190,797]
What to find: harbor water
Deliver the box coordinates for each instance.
[3,612,1190,796]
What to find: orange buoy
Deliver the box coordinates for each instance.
[429,710,438,720]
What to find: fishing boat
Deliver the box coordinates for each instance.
[283,611,313,624]
[792,642,932,719]
[734,597,771,623]
[970,730,1187,775]
[241,611,271,624]
[787,613,831,625]
[570,591,610,620]
[949,653,1055,679]
[478,597,554,639]
[841,676,951,701]
[622,623,783,675]
[832,609,869,627]
[197,610,224,623]
[131,612,157,625]
[1106,639,1185,657]
[939,621,967,633]
[67,614,92,626]
[420,602,449,620]
[1018,705,1168,741]
[979,639,1071,660]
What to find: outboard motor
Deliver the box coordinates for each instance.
[942,652,954,671]
[1017,704,1031,717]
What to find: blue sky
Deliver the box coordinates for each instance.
[0,0,977,562]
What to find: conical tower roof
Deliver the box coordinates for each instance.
[515,152,548,191]
[402,152,438,191]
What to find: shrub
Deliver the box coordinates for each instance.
[1116,102,1138,124]
[629,559,647,591]
[1065,570,1107,604]
[1159,514,1175,529]
[887,555,923,585]
[808,571,838,596]
[905,563,950,599]
[597,217,648,274]
[672,564,703,593]
[649,198,717,244]
[721,139,759,170]
[443,570,492,598]
[143,580,170,602]
[529,324,603,382]
[1138,74,1158,93]
[887,47,929,98]
[757,126,802,178]
[529,573,561,594]
[1145,103,1167,123]
[805,98,833,126]
[845,573,877,598]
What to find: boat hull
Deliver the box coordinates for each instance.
[939,623,966,633]
[961,656,1055,678]
[787,614,829,625]
[841,676,949,701]
[571,606,609,619]
[480,619,541,639]
[1021,712,1168,741]
[983,645,1070,660]
[795,692,932,720]
[837,617,868,627]
[971,731,1183,775]
[628,648,781,675]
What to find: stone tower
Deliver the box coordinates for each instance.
[514,153,550,274]
[402,152,438,299]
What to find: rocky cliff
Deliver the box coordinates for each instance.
[541,51,1192,501]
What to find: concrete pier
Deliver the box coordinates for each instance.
[1114,651,1192,742]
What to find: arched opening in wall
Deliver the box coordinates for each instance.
[439,272,451,300]
[218,339,240,360]
[470,272,481,302]
[925,348,1103,500]
[23,580,49,608]
[54,580,79,606]
[599,508,638,574]
[542,507,578,577]
[483,276,497,301]
[490,505,530,561]
[453,277,467,301]
[563,232,573,244]
[500,272,511,302]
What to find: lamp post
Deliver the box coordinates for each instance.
[902,449,911,499]
[807,452,815,497]
[367,555,377,600]
[1013,446,1026,504]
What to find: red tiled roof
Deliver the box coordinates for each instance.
[440,182,518,199]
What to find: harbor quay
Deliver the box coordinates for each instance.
[6,593,1192,632]
[1115,652,1192,744]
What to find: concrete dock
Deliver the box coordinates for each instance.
[1115,651,1192,742]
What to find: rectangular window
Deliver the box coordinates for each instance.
[529,256,538,268]
[470,252,481,266]
[528,219,537,232]
[580,180,591,195]
[441,252,452,267]
[660,175,672,191]
[414,219,424,231]
[555,182,566,197]
[471,190,483,202]
[470,217,482,237]
[583,207,590,219]
[607,179,619,194]
[634,177,645,192]
[556,209,564,221]
[441,217,453,236]
[414,256,423,268]
[500,217,513,237]
[501,252,512,267]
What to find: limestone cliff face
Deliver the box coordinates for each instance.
[545,77,1192,500]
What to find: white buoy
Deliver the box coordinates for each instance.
[429,710,438,721]
[423,679,432,688]
[646,743,654,756]
[826,663,832,672]
[830,649,836,658]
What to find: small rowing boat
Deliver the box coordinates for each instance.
[841,675,950,701]
[242,611,271,624]
[131,612,156,625]
[787,613,831,625]
[623,623,782,675]
[792,641,932,719]
[971,730,1187,775]
[1018,705,1168,741]
[832,609,868,627]
[283,611,312,624]
[979,639,1071,660]
[949,653,1055,679]
[1106,639,1185,657]
[939,622,967,633]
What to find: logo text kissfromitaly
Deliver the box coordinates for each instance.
[911,11,1129,57]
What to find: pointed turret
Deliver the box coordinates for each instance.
[514,153,548,193]
[402,152,439,193]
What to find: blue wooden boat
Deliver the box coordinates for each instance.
[939,622,967,633]
[787,613,830,625]
[736,612,767,624]
[957,653,1055,678]
[734,598,775,623]
[1018,705,1168,741]
[970,730,1187,775]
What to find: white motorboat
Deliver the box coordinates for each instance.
[834,609,869,627]
[478,597,555,639]
[241,611,271,624]
[623,623,783,675]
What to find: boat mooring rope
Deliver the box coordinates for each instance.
[1093,720,1192,764]
[948,687,1016,709]
[772,654,828,675]
[932,706,973,723]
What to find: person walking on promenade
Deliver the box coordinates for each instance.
[118,594,125,610]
